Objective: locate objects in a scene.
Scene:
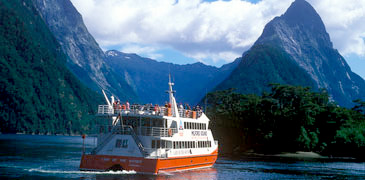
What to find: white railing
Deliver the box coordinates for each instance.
[136,126,177,137]
[178,109,202,119]
[96,125,177,138]
[98,105,113,114]
[97,104,203,118]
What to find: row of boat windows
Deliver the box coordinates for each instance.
[151,140,172,149]
[151,140,212,149]
[173,141,212,149]
[120,116,166,128]
[184,122,206,130]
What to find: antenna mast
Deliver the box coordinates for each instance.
[167,74,179,118]
[205,88,207,112]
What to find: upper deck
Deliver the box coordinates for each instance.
[97,104,204,119]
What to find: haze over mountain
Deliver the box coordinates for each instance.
[31,0,137,101]
[105,50,240,104]
[216,0,365,107]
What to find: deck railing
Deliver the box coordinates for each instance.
[97,125,177,137]
[136,126,177,137]
[97,105,113,114]
[97,104,203,118]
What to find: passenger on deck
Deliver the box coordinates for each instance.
[154,104,160,115]
[164,102,168,115]
[126,101,130,110]
[186,103,191,110]
[178,103,184,117]
[196,105,201,117]
[113,101,117,110]
[116,100,122,110]
[179,103,183,110]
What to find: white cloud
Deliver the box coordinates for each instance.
[187,50,241,64]
[121,44,164,60]
[70,0,365,65]
[307,0,365,57]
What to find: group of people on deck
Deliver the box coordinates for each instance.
[112,100,202,118]
[113,100,130,110]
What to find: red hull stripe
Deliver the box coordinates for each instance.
[80,148,218,174]
[158,162,214,171]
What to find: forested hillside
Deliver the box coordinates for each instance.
[215,44,315,94]
[206,84,365,158]
[0,0,103,134]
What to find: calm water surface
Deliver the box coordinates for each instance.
[0,134,364,179]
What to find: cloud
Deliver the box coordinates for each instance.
[70,0,365,65]
[307,0,365,57]
[120,44,164,60]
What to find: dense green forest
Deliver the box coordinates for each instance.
[216,44,315,95]
[206,84,365,158]
[0,0,103,134]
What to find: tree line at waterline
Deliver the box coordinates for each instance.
[205,84,365,159]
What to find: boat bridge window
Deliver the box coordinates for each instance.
[122,116,166,128]
[151,140,172,149]
[183,122,206,130]
[115,139,128,148]
[172,140,211,149]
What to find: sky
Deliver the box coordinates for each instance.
[70,0,365,79]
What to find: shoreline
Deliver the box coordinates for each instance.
[234,151,326,159]
[221,151,358,161]
[272,151,325,159]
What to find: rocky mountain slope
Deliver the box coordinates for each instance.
[0,0,103,134]
[31,0,137,101]
[105,50,240,104]
[217,0,365,107]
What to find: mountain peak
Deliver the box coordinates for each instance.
[256,0,332,49]
[282,0,325,30]
[218,0,365,107]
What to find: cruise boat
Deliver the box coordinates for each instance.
[79,77,218,174]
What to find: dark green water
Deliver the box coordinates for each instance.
[0,134,364,179]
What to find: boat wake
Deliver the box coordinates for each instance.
[28,168,137,175]
[158,171,174,176]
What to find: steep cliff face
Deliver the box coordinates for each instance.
[217,0,365,106]
[0,0,103,134]
[105,50,240,104]
[31,0,137,101]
